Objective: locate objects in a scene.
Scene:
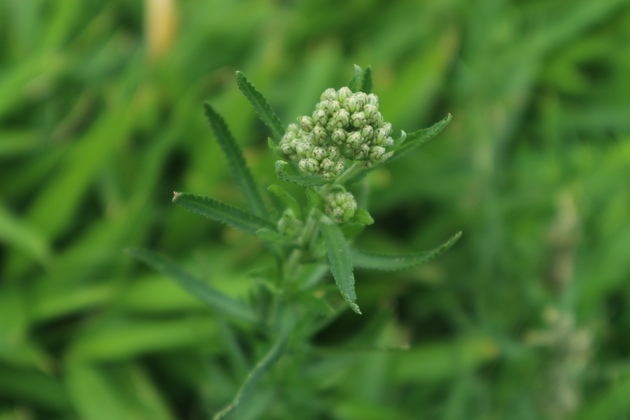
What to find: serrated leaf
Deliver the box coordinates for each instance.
[360,66,373,93]
[348,208,374,226]
[203,103,267,219]
[351,231,462,271]
[172,192,275,236]
[127,248,258,324]
[213,328,290,420]
[267,184,302,219]
[235,71,284,144]
[388,114,452,164]
[318,214,361,314]
[348,65,363,92]
[274,161,328,187]
[255,228,295,244]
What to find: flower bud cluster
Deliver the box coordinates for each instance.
[279,87,394,180]
[324,190,357,223]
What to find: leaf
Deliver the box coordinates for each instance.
[351,231,462,271]
[255,228,295,244]
[360,66,373,93]
[387,114,452,164]
[267,184,302,219]
[274,161,328,187]
[172,192,275,236]
[213,328,290,420]
[235,71,284,144]
[203,103,267,219]
[127,248,258,324]
[318,214,361,314]
[348,64,363,92]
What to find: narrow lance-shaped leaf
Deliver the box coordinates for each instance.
[360,66,373,93]
[213,327,290,420]
[351,231,462,271]
[235,71,285,144]
[203,103,267,219]
[387,114,452,164]
[127,248,258,324]
[318,214,361,314]
[348,64,363,92]
[172,192,275,236]
[275,161,328,187]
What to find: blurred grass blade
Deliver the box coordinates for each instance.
[318,214,361,314]
[0,203,51,264]
[172,192,275,236]
[203,103,267,219]
[213,328,290,420]
[267,185,302,219]
[388,114,452,163]
[235,71,284,144]
[360,66,373,93]
[348,64,363,92]
[127,248,258,324]
[274,161,328,187]
[351,231,462,271]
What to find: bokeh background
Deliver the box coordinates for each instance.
[1,0,630,419]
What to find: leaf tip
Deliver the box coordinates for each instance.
[350,302,362,315]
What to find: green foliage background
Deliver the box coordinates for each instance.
[1,0,630,418]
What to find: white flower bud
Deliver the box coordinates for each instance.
[366,93,379,107]
[295,141,312,158]
[299,116,314,132]
[337,87,352,104]
[374,127,389,145]
[320,158,335,171]
[354,92,367,110]
[346,132,362,151]
[363,104,378,123]
[333,161,345,175]
[373,112,384,126]
[312,147,326,161]
[312,109,328,126]
[356,143,370,159]
[369,146,387,163]
[331,129,346,145]
[383,136,394,148]
[280,142,294,156]
[332,109,350,127]
[380,122,392,136]
[321,88,337,101]
[311,125,327,145]
[299,158,319,174]
[328,100,341,114]
[325,191,357,223]
[360,124,374,140]
[327,146,340,159]
[351,112,367,128]
[346,96,360,113]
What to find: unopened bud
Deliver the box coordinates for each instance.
[312,109,328,126]
[331,129,347,145]
[337,87,352,104]
[321,88,337,101]
[299,158,319,174]
[351,112,366,128]
[299,116,314,132]
[332,109,350,127]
